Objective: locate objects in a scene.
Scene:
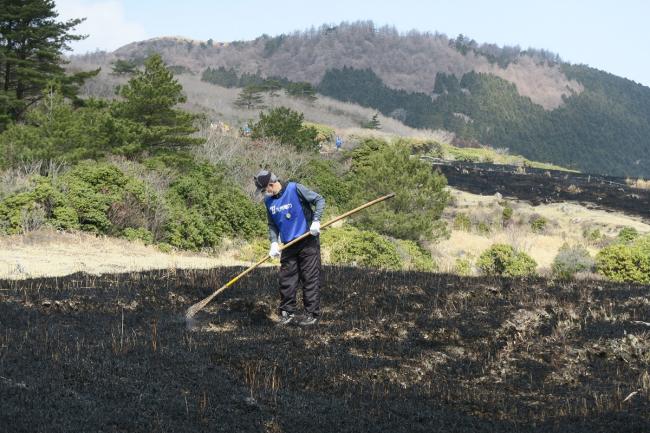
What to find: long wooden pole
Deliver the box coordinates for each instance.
[185,193,395,319]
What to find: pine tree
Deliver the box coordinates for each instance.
[112,54,201,153]
[262,79,283,97]
[0,0,96,129]
[233,85,265,109]
[285,82,317,101]
[363,113,381,129]
[111,59,138,75]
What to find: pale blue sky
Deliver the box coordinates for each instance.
[56,0,650,87]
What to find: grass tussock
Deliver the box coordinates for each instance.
[627,177,650,190]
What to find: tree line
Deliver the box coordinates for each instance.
[318,66,650,177]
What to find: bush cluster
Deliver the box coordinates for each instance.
[394,239,437,272]
[596,235,650,283]
[0,162,151,235]
[163,163,265,250]
[250,107,320,152]
[529,215,548,233]
[322,226,402,270]
[502,206,513,225]
[0,161,265,251]
[551,243,595,280]
[617,227,639,243]
[295,159,350,210]
[453,213,471,231]
[454,257,473,276]
[477,243,537,277]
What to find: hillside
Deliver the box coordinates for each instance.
[69,21,650,177]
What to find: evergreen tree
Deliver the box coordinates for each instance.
[0,85,133,167]
[112,53,201,153]
[285,82,317,101]
[0,0,96,129]
[111,59,138,75]
[347,139,449,241]
[233,85,265,109]
[201,66,239,87]
[363,113,381,129]
[262,79,283,97]
[250,106,319,152]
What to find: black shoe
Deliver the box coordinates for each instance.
[298,313,320,326]
[278,310,296,326]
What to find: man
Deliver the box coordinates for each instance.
[254,169,325,326]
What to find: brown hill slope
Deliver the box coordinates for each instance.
[72,22,582,109]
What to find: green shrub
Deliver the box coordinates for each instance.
[122,227,154,244]
[596,239,650,283]
[234,238,271,262]
[303,122,334,144]
[530,215,547,233]
[58,162,148,234]
[583,227,603,243]
[0,160,266,252]
[551,243,595,280]
[502,206,513,225]
[0,176,79,234]
[251,106,320,152]
[454,257,472,276]
[477,221,491,235]
[164,163,265,250]
[157,242,173,253]
[617,227,639,243]
[295,159,350,208]
[346,139,449,241]
[453,213,471,231]
[477,243,537,277]
[322,226,402,270]
[394,239,437,271]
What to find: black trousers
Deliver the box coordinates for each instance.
[278,235,321,316]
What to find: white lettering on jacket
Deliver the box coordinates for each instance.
[269,203,292,215]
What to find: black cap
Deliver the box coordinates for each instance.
[254,169,277,193]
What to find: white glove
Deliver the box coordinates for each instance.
[269,242,280,258]
[309,221,321,236]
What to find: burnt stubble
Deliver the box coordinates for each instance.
[1,267,648,432]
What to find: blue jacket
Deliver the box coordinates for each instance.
[265,182,325,243]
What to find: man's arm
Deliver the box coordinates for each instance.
[266,210,280,243]
[296,183,325,221]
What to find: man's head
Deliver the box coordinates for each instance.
[254,169,281,195]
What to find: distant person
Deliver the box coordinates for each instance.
[254,169,325,326]
[241,123,252,136]
[335,135,343,151]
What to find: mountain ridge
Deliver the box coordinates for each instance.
[70,21,650,177]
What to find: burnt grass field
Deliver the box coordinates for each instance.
[1,267,649,432]
[435,161,650,220]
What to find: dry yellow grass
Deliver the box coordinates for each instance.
[0,229,250,280]
[626,177,650,190]
[435,188,650,274]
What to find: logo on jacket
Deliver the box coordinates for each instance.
[269,203,293,215]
